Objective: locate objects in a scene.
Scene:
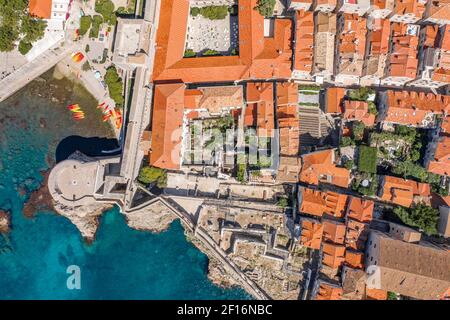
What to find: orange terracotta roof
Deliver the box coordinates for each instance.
[394,0,426,18]
[322,220,346,245]
[338,14,367,61]
[326,88,346,114]
[276,82,298,107]
[432,67,450,83]
[366,288,388,300]
[149,83,185,170]
[441,115,450,135]
[345,219,370,251]
[343,100,376,126]
[322,242,346,269]
[246,82,274,137]
[277,103,300,156]
[424,25,439,48]
[184,86,244,112]
[380,175,431,208]
[345,250,365,269]
[384,90,450,126]
[300,149,350,188]
[427,135,450,176]
[441,25,450,51]
[294,10,314,73]
[369,19,390,55]
[152,0,292,83]
[299,187,349,218]
[315,282,343,300]
[346,197,374,223]
[300,219,323,250]
[427,1,450,23]
[387,90,450,113]
[387,23,419,78]
[29,0,52,19]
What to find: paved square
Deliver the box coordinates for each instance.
[185,13,238,54]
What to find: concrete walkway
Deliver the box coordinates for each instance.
[0,40,75,103]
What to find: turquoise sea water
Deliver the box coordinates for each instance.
[0,72,250,300]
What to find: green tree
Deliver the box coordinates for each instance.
[340,136,355,147]
[277,197,289,208]
[352,121,365,141]
[89,15,103,38]
[138,166,167,188]
[344,159,354,170]
[236,164,247,183]
[104,65,125,107]
[79,16,92,36]
[255,0,276,17]
[82,61,91,71]
[18,40,32,55]
[95,0,117,25]
[0,0,46,52]
[368,101,378,115]
[21,15,46,43]
[348,87,374,101]
[394,204,439,236]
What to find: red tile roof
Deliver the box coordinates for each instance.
[394,0,426,19]
[322,242,346,269]
[343,100,376,126]
[149,83,185,170]
[345,219,370,251]
[326,88,346,114]
[300,219,323,250]
[427,135,450,176]
[387,23,419,79]
[294,10,314,73]
[323,219,346,245]
[246,82,274,137]
[369,19,390,55]
[380,175,431,207]
[300,149,350,188]
[346,197,374,223]
[152,0,292,83]
[345,250,365,269]
[29,0,52,19]
[315,282,343,300]
[299,187,349,218]
[384,90,450,125]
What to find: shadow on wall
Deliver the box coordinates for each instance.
[55,135,120,163]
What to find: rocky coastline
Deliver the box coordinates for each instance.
[0,210,10,234]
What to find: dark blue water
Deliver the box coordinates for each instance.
[0,72,250,299]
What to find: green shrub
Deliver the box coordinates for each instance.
[368,101,378,115]
[190,7,200,16]
[138,166,167,187]
[348,87,374,101]
[236,164,247,183]
[358,146,377,173]
[18,40,32,55]
[352,121,365,141]
[202,49,220,56]
[89,15,103,38]
[183,49,196,58]
[82,61,91,71]
[394,204,439,236]
[79,16,92,36]
[277,197,289,208]
[255,0,275,17]
[191,6,229,20]
[340,136,355,147]
[104,65,124,107]
[95,0,117,25]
